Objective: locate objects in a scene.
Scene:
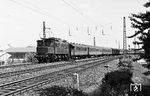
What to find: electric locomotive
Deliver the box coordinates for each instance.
[36,37,72,63]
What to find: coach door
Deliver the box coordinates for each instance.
[68,44,74,59]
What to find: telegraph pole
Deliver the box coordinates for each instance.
[118,41,120,49]
[43,21,51,39]
[123,17,127,56]
[42,21,51,47]
[43,21,46,39]
[87,27,90,35]
[94,36,96,46]
[69,28,71,36]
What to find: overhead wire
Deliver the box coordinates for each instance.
[11,0,98,27]
[62,0,102,38]
[61,0,107,38]
[21,0,98,30]
[9,0,75,27]
[62,0,84,16]
[9,0,78,38]
[61,0,97,25]
[9,0,102,37]
[10,0,50,18]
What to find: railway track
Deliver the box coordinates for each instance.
[0,56,106,70]
[0,62,34,69]
[0,57,106,78]
[0,62,71,78]
[0,56,121,96]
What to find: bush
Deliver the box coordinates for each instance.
[91,70,133,96]
[25,52,38,63]
[118,58,133,70]
[37,85,87,96]
[102,70,133,87]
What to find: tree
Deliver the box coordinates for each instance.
[25,52,38,63]
[129,0,150,64]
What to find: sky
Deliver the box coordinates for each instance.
[0,0,148,49]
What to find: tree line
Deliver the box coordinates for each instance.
[128,0,150,68]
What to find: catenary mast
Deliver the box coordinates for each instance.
[123,17,127,56]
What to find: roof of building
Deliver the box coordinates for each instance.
[0,51,5,56]
[0,51,11,61]
[5,46,36,53]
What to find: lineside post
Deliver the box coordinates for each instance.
[94,36,96,46]
[72,73,80,90]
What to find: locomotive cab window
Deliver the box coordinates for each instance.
[44,39,54,47]
[37,40,43,46]
[49,41,54,47]
[45,40,52,46]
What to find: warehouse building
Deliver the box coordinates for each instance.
[0,50,11,65]
[5,46,36,64]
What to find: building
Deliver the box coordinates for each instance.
[5,46,36,64]
[0,50,11,65]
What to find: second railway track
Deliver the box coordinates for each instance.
[0,57,107,78]
[0,57,101,70]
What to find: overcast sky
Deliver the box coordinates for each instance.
[0,0,148,49]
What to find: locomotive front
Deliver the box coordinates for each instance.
[36,38,55,63]
[36,37,70,63]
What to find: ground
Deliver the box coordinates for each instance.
[131,61,150,85]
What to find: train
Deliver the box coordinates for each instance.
[36,37,131,63]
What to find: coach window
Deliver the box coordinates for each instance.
[76,47,79,50]
[79,47,81,51]
[55,43,58,47]
[80,47,82,51]
[81,47,83,51]
[61,44,64,48]
[84,48,86,51]
[90,48,92,51]
[82,47,84,51]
